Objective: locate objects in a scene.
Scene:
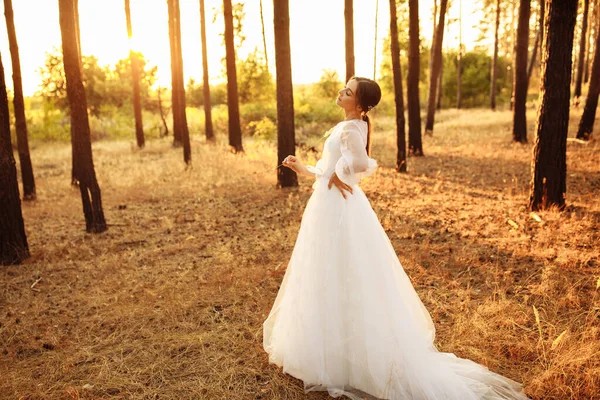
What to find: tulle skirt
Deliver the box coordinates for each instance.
[263,178,529,400]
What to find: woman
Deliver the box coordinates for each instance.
[263,77,529,400]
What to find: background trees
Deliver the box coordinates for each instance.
[0,52,29,265]
[58,0,107,233]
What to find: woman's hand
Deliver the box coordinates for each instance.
[282,155,305,174]
[328,172,353,199]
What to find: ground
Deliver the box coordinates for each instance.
[1,109,599,400]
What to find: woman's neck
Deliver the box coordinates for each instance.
[344,110,361,121]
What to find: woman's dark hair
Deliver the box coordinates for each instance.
[351,76,381,155]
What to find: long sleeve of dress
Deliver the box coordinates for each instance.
[334,122,377,186]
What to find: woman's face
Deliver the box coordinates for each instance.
[336,79,361,113]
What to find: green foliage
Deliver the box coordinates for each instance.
[316,69,343,99]
[247,117,276,141]
[37,48,158,117]
[438,49,512,108]
[236,49,274,104]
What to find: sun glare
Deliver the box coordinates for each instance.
[0,0,483,96]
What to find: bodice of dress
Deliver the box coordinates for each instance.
[306,119,377,187]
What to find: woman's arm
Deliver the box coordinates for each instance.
[282,155,315,177]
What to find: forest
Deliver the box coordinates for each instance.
[1,0,599,399]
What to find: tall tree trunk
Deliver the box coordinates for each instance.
[584,0,595,84]
[3,0,35,200]
[373,0,379,79]
[407,0,423,155]
[273,0,297,188]
[577,13,600,140]
[344,0,355,83]
[529,0,578,211]
[527,0,544,86]
[456,0,462,109]
[425,0,448,134]
[70,0,81,186]
[223,0,243,152]
[0,53,29,265]
[124,0,145,149]
[389,0,407,172]
[491,0,501,110]
[157,87,169,137]
[436,53,443,109]
[59,0,107,233]
[259,0,269,74]
[512,0,531,143]
[168,0,191,162]
[167,0,181,147]
[574,0,590,98]
[200,0,214,142]
[510,0,517,110]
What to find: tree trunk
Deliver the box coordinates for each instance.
[425,0,448,134]
[71,0,81,186]
[0,53,29,265]
[491,0,501,110]
[124,0,145,149]
[512,0,531,143]
[456,0,462,109]
[3,0,36,200]
[168,0,191,162]
[584,0,595,84]
[389,0,407,172]
[577,12,600,140]
[223,0,243,152]
[273,0,298,188]
[259,0,269,74]
[574,0,590,98]
[529,0,578,211]
[407,0,423,156]
[510,0,517,110]
[199,0,214,142]
[157,87,169,137]
[344,0,355,83]
[167,0,181,147]
[59,0,107,233]
[429,0,437,81]
[436,53,443,110]
[528,0,545,87]
[373,0,379,80]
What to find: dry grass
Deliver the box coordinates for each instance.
[1,108,599,400]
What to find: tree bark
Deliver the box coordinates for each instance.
[3,0,35,200]
[577,11,600,140]
[583,0,595,84]
[436,54,443,110]
[168,0,191,162]
[389,0,407,172]
[200,0,214,142]
[167,0,181,146]
[223,0,243,152]
[0,53,29,265]
[344,0,355,83]
[456,0,462,109]
[425,0,448,134]
[259,0,269,74]
[157,86,169,137]
[59,0,107,233]
[407,0,423,156]
[490,0,501,110]
[529,0,578,211]
[512,0,531,143]
[124,0,145,149]
[273,0,298,188]
[574,0,590,98]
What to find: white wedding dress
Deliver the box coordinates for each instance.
[263,120,529,400]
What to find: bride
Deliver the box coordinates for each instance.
[262,77,530,400]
